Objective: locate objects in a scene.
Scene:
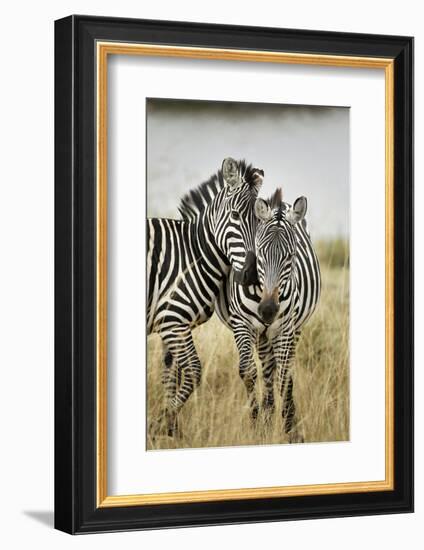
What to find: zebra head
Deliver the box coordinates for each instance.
[214,158,264,285]
[179,158,264,286]
[254,189,307,325]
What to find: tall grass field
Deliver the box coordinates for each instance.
[147,239,349,450]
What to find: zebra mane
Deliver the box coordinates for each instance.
[267,187,286,222]
[178,159,255,222]
[268,187,283,209]
[267,188,308,230]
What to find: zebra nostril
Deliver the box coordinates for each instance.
[258,300,278,324]
[240,251,258,286]
[234,251,258,286]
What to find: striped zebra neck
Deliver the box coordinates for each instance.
[178,171,225,222]
[189,210,231,277]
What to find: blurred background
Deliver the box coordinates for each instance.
[146,98,349,240]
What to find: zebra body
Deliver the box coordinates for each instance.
[215,190,321,440]
[147,218,224,334]
[147,159,264,434]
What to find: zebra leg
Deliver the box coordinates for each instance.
[149,346,180,438]
[257,332,276,420]
[274,333,304,442]
[163,327,202,433]
[160,348,180,437]
[162,349,177,401]
[233,320,258,421]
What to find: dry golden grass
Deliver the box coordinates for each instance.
[147,248,349,450]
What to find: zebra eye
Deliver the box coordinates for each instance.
[231,210,240,220]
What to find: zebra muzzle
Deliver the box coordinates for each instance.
[233,250,259,286]
[258,287,279,324]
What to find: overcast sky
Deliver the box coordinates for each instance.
[147,99,349,239]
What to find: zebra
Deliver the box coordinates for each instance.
[147,158,264,435]
[215,188,321,442]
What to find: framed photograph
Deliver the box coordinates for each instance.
[54,15,413,534]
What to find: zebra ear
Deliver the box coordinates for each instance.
[222,157,240,187]
[287,196,307,225]
[254,198,272,221]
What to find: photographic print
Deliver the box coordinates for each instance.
[146,98,350,450]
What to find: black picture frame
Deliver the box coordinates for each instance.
[55,14,413,534]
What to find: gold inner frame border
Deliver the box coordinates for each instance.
[96,42,394,508]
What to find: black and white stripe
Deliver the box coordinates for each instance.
[147,158,264,434]
[215,188,321,441]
